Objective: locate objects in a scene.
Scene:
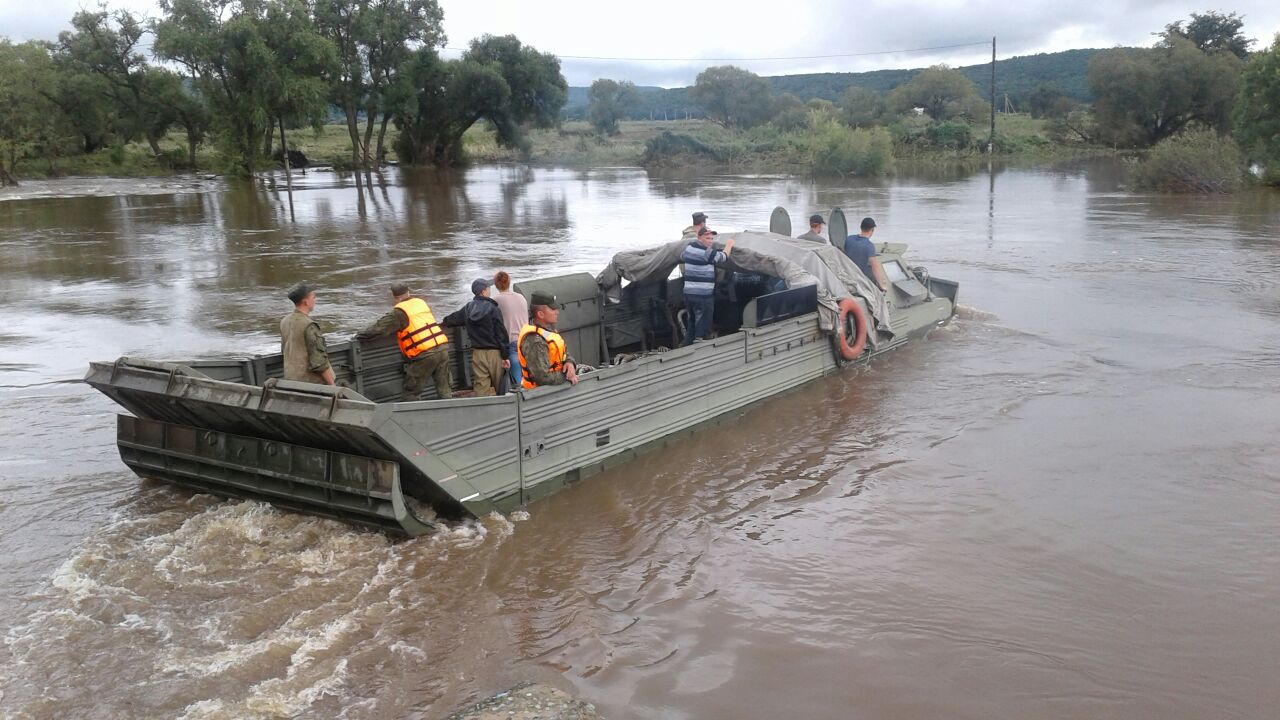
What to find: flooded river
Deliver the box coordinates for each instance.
[1,161,1278,719]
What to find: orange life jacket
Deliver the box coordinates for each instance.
[517,323,565,389]
[395,297,448,358]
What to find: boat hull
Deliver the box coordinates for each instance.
[85,283,953,536]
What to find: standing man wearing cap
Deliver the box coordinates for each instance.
[518,291,578,388]
[355,283,452,400]
[798,214,827,243]
[442,278,510,396]
[681,225,735,346]
[281,283,336,386]
[682,211,709,239]
[843,217,889,292]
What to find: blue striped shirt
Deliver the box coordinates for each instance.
[681,241,728,297]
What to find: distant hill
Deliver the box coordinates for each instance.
[563,48,1104,120]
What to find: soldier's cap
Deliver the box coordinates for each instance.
[390,282,411,297]
[810,213,825,225]
[692,211,708,223]
[471,277,492,295]
[287,282,314,304]
[861,216,876,230]
[530,290,559,309]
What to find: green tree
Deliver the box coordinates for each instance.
[1160,10,1253,59]
[689,65,774,128]
[1027,84,1065,119]
[840,86,885,128]
[1089,37,1241,147]
[312,0,445,169]
[1234,34,1280,177]
[771,92,807,131]
[393,35,567,166]
[39,45,114,155]
[0,41,67,184]
[364,0,444,163]
[887,65,989,122]
[587,78,639,135]
[57,8,176,157]
[154,0,336,175]
[150,70,210,168]
[258,0,338,158]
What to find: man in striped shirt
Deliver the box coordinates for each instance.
[681,225,735,346]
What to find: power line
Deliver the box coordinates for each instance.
[441,40,993,63]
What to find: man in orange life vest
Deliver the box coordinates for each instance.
[355,282,452,400]
[518,291,578,388]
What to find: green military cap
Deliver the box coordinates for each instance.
[530,290,559,309]
[287,282,314,304]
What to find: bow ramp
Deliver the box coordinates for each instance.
[85,357,507,536]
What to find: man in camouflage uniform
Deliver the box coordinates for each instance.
[355,283,452,400]
[280,282,335,385]
[518,291,579,388]
[682,211,709,239]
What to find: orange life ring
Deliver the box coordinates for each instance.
[834,297,867,361]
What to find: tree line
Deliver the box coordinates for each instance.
[586,11,1280,180]
[0,0,568,185]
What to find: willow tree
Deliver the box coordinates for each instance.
[689,65,774,128]
[393,35,566,166]
[312,0,444,168]
[1234,35,1280,178]
[154,0,335,175]
[587,78,640,135]
[887,65,989,122]
[1089,36,1241,147]
[58,9,175,157]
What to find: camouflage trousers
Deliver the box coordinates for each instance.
[470,348,506,397]
[402,345,452,401]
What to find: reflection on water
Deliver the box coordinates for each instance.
[1,160,1279,719]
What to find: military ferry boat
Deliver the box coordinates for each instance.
[85,208,957,535]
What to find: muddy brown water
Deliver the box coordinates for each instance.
[1,162,1278,719]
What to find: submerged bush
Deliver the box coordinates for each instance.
[1130,129,1244,193]
[640,131,728,166]
[808,121,894,176]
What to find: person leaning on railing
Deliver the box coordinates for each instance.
[518,291,578,388]
[354,282,452,400]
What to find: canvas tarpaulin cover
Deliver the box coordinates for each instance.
[595,231,893,346]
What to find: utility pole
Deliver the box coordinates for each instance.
[989,36,996,154]
[279,117,295,222]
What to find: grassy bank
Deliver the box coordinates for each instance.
[12,124,380,179]
[11,115,1110,181]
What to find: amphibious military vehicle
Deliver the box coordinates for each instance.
[85,208,957,536]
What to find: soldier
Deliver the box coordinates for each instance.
[280,282,335,386]
[355,282,452,400]
[682,211,709,239]
[518,291,579,388]
[442,278,511,397]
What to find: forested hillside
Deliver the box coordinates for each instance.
[563,48,1102,120]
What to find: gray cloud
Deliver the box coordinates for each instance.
[6,0,1278,88]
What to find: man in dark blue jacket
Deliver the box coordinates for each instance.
[443,278,511,395]
[681,226,735,346]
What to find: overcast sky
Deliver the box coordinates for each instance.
[6,0,1280,86]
